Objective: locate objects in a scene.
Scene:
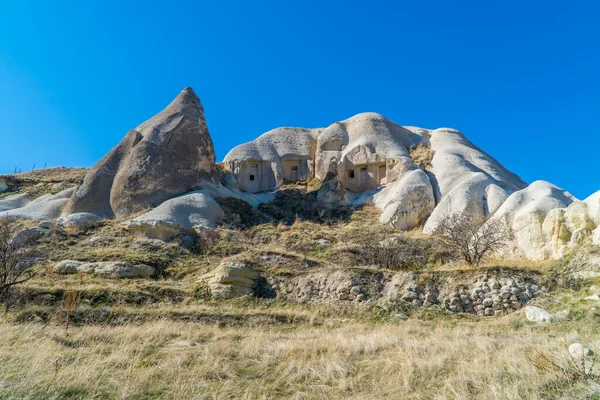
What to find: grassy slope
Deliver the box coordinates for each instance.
[0,173,599,398]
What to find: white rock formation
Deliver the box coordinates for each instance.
[315,113,422,191]
[0,188,75,220]
[125,191,224,239]
[0,193,30,212]
[422,128,526,233]
[523,306,553,323]
[223,127,321,193]
[4,88,593,261]
[489,181,576,260]
[373,169,435,230]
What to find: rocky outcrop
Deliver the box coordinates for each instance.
[0,188,75,220]
[125,191,224,239]
[223,112,528,233]
[489,181,577,260]
[4,87,594,261]
[223,127,321,193]
[523,306,553,323]
[53,260,155,278]
[422,128,527,233]
[64,87,215,218]
[199,261,259,299]
[0,193,30,212]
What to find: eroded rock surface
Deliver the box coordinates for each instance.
[53,260,155,278]
[199,261,259,299]
[125,191,224,239]
[64,87,215,218]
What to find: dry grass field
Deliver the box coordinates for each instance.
[0,311,599,399]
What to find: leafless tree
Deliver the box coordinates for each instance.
[435,213,509,265]
[0,218,42,312]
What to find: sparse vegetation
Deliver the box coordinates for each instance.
[0,218,42,312]
[355,235,452,270]
[409,141,434,171]
[0,185,597,399]
[435,213,509,265]
[0,167,86,199]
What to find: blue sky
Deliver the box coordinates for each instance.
[0,1,598,198]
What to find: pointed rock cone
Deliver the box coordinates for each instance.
[64,87,216,218]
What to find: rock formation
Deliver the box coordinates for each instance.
[199,261,259,299]
[0,188,75,220]
[0,193,29,212]
[125,191,224,239]
[4,87,599,262]
[223,127,321,193]
[64,87,215,218]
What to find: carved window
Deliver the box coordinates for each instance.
[348,170,355,179]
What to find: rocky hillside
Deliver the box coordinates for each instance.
[0,86,598,264]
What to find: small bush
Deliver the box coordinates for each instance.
[355,235,451,270]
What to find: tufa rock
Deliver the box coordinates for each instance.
[199,261,259,299]
[523,306,553,324]
[64,87,215,218]
[53,260,155,278]
[125,191,224,240]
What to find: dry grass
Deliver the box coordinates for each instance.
[0,167,87,199]
[0,316,598,399]
[4,167,88,183]
[409,142,435,171]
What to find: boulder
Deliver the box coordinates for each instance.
[64,87,215,218]
[91,262,155,278]
[199,261,259,299]
[125,191,224,239]
[57,212,103,229]
[54,260,154,278]
[523,306,553,323]
[53,260,85,274]
[569,343,594,359]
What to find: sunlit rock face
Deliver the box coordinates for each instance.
[223,127,321,193]
[64,87,215,218]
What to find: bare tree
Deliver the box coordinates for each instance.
[0,218,42,312]
[435,213,509,265]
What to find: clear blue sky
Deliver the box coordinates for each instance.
[0,1,598,198]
